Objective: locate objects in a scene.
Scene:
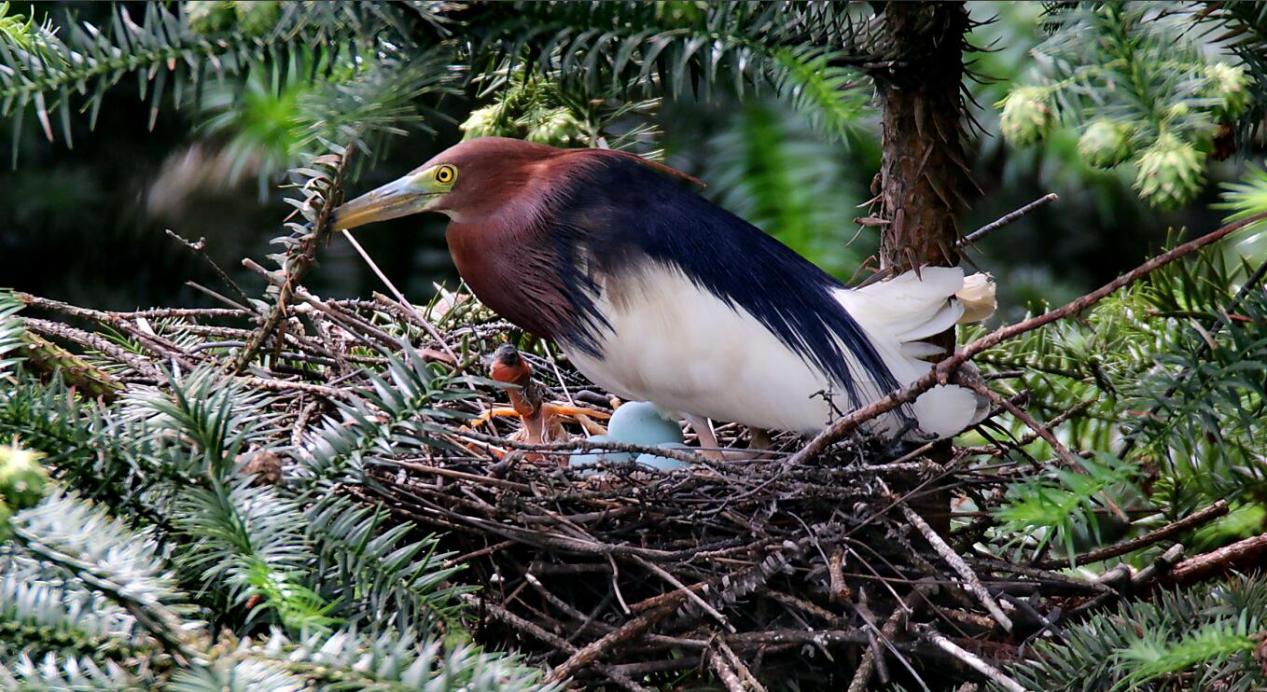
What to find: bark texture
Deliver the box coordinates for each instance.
[869,2,976,534]
[874,2,974,272]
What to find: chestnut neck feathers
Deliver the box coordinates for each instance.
[440,140,899,407]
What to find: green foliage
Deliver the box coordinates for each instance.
[704,99,871,277]
[460,70,658,151]
[172,478,330,632]
[1005,575,1267,691]
[997,1,1260,208]
[1202,2,1267,141]
[1122,253,1267,513]
[471,2,875,110]
[305,496,469,636]
[0,1,450,166]
[0,291,22,376]
[0,442,49,509]
[297,341,475,494]
[0,301,547,688]
[974,228,1267,565]
[995,453,1140,564]
[1215,164,1267,263]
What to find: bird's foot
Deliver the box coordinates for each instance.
[744,427,777,460]
[685,414,763,461]
[541,403,611,421]
[540,403,610,435]
[469,407,523,428]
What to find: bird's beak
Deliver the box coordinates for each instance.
[333,169,443,230]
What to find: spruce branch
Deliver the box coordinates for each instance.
[8,494,195,660]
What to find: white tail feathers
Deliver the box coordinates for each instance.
[839,267,996,440]
[912,384,988,439]
[957,272,997,324]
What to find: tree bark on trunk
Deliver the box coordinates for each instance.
[870,2,975,534]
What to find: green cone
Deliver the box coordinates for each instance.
[0,442,49,510]
[1133,133,1206,209]
[1078,119,1134,168]
[999,87,1053,146]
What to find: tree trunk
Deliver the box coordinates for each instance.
[870,2,975,534]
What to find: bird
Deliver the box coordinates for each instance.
[333,137,995,457]
[467,344,609,462]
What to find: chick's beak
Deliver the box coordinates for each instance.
[333,171,441,230]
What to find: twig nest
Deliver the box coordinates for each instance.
[607,401,685,446]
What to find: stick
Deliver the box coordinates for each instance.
[857,193,1059,287]
[633,555,734,632]
[960,193,1059,248]
[229,148,352,373]
[915,626,1027,692]
[472,596,649,692]
[1167,531,1267,586]
[847,590,921,692]
[707,646,746,692]
[786,210,1267,466]
[966,382,1080,467]
[15,293,199,369]
[22,317,162,378]
[896,499,1012,632]
[716,637,766,692]
[164,229,255,309]
[546,600,682,684]
[341,229,461,364]
[1037,500,1229,569]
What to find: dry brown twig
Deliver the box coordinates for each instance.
[229,148,354,373]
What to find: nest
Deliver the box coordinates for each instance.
[11,282,1121,692]
[12,159,1259,690]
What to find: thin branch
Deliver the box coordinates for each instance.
[165,229,254,309]
[1037,500,1229,569]
[546,601,682,684]
[1167,531,1267,586]
[915,626,1027,692]
[341,229,460,364]
[229,148,353,373]
[895,495,1012,632]
[960,193,1059,248]
[858,192,1059,287]
[633,555,735,633]
[471,596,649,692]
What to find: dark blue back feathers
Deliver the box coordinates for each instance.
[544,154,901,408]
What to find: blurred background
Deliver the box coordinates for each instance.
[0,2,1259,320]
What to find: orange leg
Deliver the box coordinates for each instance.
[541,403,611,420]
[469,407,522,427]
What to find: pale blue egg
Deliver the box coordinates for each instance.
[634,442,693,472]
[568,435,635,469]
[607,402,685,446]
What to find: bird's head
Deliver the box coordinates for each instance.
[333,136,700,230]
[333,137,563,229]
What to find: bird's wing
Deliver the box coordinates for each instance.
[548,151,903,411]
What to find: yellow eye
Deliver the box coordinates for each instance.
[434,164,457,185]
